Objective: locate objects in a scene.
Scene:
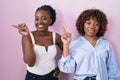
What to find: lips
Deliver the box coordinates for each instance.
[36,24,44,30]
[36,24,44,29]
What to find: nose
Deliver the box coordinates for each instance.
[91,22,98,28]
[36,19,44,24]
[89,23,94,28]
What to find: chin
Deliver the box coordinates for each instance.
[37,29,44,31]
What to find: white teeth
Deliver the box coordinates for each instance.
[89,30,94,32]
[38,25,43,27]
[88,29,94,32]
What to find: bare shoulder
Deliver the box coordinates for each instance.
[55,33,62,43]
[55,32,63,50]
[31,31,36,35]
[55,33,61,39]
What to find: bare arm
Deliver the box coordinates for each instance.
[12,23,36,67]
[22,34,36,67]
[53,27,71,77]
[56,33,63,51]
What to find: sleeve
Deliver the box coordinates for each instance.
[58,55,76,73]
[107,43,120,80]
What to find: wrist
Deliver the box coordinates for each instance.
[63,45,69,49]
[63,43,69,46]
[22,33,30,37]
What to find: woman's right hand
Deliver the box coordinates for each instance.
[12,23,29,36]
[61,26,71,45]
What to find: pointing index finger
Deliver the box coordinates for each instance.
[62,26,67,33]
[11,25,19,29]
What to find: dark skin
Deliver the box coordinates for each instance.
[32,30,62,52]
[12,10,63,77]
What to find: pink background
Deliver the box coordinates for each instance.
[0,0,120,80]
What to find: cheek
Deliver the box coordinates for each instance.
[83,25,88,31]
[84,23,89,28]
[96,27,100,32]
[34,21,37,25]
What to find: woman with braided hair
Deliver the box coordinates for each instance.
[12,5,63,80]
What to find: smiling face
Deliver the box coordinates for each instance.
[35,10,52,31]
[84,17,100,37]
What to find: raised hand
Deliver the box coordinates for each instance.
[61,26,71,45]
[12,23,29,36]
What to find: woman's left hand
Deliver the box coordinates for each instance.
[53,67,60,77]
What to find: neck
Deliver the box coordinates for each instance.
[84,35,98,41]
[84,35,99,47]
[36,30,50,37]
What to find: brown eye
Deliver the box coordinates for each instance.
[35,17,39,21]
[95,23,99,26]
[86,21,91,25]
[41,17,47,21]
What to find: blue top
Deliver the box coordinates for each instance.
[58,37,120,80]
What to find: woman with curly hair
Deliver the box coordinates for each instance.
[58,9,120,80]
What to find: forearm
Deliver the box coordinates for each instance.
[62,44,69,57]
[22,34,36,67]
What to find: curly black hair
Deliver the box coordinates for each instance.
[36,5,56,26]
[76,9,108,37]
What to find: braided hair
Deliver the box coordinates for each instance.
[36,5,56,26]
